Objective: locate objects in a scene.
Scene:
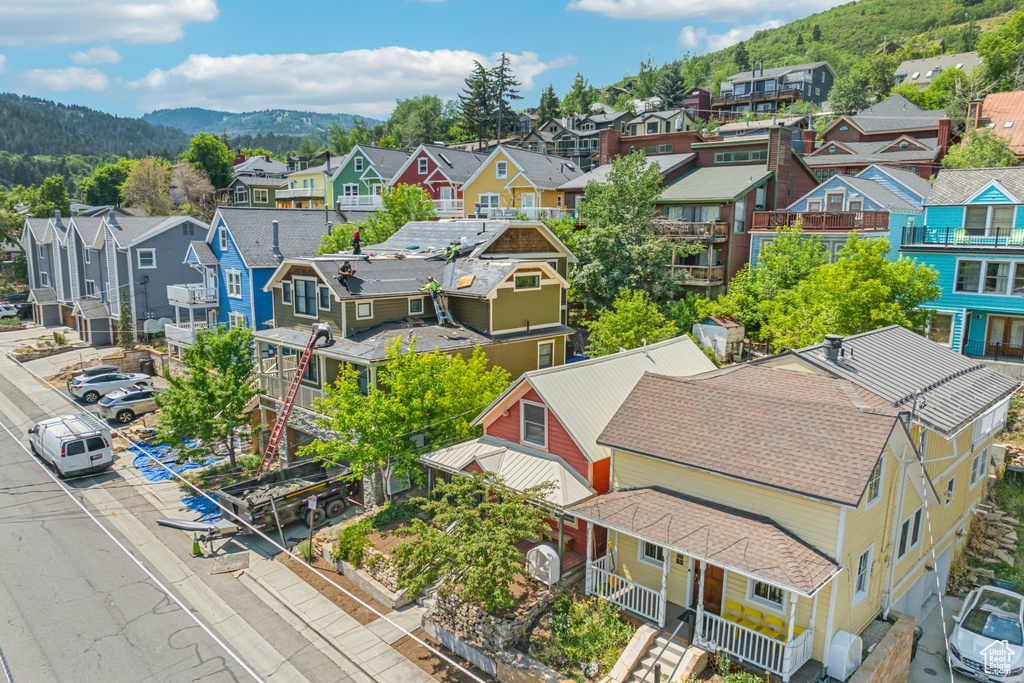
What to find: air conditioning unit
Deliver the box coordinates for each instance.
[527,543,561,585]
[827,630,863,681]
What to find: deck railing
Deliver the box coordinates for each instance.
[964,340,1024,363]
[277,187,324,199]
[670,264,725,284]
[336,195,383,209]
[752,210,890,230]
[587,554,664,625]
[901,226,1024,249]
[699,611,813,681]
[167,284,218,306]
[712,88,803,106]
[258,374,324,411]
[432,199,464,216]
[654,220,729,241]
[480,207,578,220]
[164,320,208,345]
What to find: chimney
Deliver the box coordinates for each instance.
[760,60,764,76]
[271,220,281,258]
[937,117,952,151]
[768,127,794,206]
[234,153,245,165]
[803,128,817,155]
[106,207,119,228]
[598,128,621,166]
[752,62,756,78]
[821,334,844,364]
[53,209,63,228]
[967,99,983,127]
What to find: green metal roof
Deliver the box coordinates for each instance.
[659,165,772,202]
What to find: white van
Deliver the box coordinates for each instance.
[28,413,113,477]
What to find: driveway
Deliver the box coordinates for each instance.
[911,594,975,683]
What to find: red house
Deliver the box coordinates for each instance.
[388,143,489,218]
[420,336,716,578]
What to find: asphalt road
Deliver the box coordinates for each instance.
[0,368,256,682]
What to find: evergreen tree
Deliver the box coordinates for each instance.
[734,42,749,70]
[796,34,805,46]
[562,72,597,116]
[812,24,822,41]
[181,132,234,189]
[654,67,689,109]
[537,84,561,122]
[459,61,493,151]
[117,291,134,349]
[490,53,522,141]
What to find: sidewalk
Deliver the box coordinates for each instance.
[910,594,971,683]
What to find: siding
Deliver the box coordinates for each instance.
[971,185,1015,204]
[923,206,963,228]
[474,334,566,381]
[130,223,205,321]
[344,296,422,333]
[215,225,253,327]
[857,167,925,207]
[789,177,889,212]
[271,278,343,331]
[449,296,489,333]
[491,284,562,332]
[484,388,591,478]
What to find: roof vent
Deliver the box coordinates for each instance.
[271,220,281,258]
[106,207,120,228]
[821,334,844,364]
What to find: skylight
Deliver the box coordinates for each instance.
[1005,122,1015,128]
[911,72,920,80]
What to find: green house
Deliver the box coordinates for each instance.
[329,145,410,211]
[227,176,283,208]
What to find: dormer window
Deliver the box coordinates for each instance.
[354,157,363,173]
[418,158,429,175]
[521,401,547,447]
[496,161,508,179]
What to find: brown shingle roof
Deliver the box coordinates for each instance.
[569,487,839,595]
[596,365,902,506]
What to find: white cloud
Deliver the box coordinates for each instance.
[128,48,575,117]
[568,0,844,20]
[24,67,109,92]
[0,0,218,46]
[677,20,784,52]
[70,47,123,65]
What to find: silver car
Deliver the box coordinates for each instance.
[68,372,153,404]
[97,387,162,424]
[0,303,19,319]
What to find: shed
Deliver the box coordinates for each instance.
[691,316,744,361]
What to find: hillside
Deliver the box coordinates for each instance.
[142,107,380,138]
[0,93,190,157]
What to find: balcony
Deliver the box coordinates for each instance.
[336,195,383,210]
[552,144,599,158]
[711,88,803,107]
[654,220,729,242]
[258,373,324,412]
[432,199,464,217]
[164,320,208,346]
[166,283,218,307]
[277,187,325,199]
[671,264,725,285]
[753,211,890,231]
[964,340,1024,363]
[901,226,1024,249]
[479,207,578,221]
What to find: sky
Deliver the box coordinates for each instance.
[0,0,847,120]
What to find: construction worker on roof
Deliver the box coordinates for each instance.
[420,276,442,295]
[444,242,459,261]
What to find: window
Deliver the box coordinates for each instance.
[302,357,318,384]
[646,121,659,134]
[657,144,673,153]
[955,261,982,293]
[226,270,242,299]
[137,249,155,269]
[37,244,45,259]
[409,297,424,315]
[294,279,317,316]
[318,285,331,310]
[866,456,884,505]
[281,281,292,304]
[538,341,554,369]
[966,205,1015,236]
[253,189,268,204]
[971,447,990,487]
[40,271,49,287]
[898,508,924,559]
[234,186,248,204]
[228,312,247,328]
[714,150,768,163]
[479,193,500,212]
[343,183,358,197]
[514,274,541,290]
[854,547,872,603]
[946,476,957,506]
[985,262,1011,293]
[814,87,820,96]
[355,301,373,320]
[734,198,746,234]
[496,161,508,179]
[521,401,546,447]
[418,158,429,175]
[927,313,953,345]
[839,125,849,131]
[219,227,228,250]
[354,156,363,172]
[807,200,822,211]
[350,363,370,396]
[639,541,665,566]
[85,280,95,296]
[66,440,85,457]
[748,580,786,611]
[84,249,91,264]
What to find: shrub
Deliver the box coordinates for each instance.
[334,519,373,566]
[532,595,635,681]
[297,539,315,562]
[52,330,68,346]
[725,673,765,683]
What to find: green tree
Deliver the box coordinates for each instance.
[978,4,1024,90]
[156,325,258,472]
[762,234,939,347]
[812,24,822,41]
[490,53,522,140]
[390,472,552,612]
[0,192,26,248]
[734,42,749,70]
[828,73,872,114]
[238,147,279,160]
[181,132,234,189]
[117,290,134,349]
[459,61,493,151]
[30,176,72,218]
[326,121,353,156]
[296,136,321,161]
[573,150,698,312]
[586,290,679,356]
[122,157,172,215]
[943,128,1020,168]
[562,72,597,116]
[537,84,561,122]
[81,158,134,206]
[387,95,458,149]
[635,57,660,98]
[654,66,689,110]
[318,184,437,254]
[796,34,805,46]
[303,338,510,503]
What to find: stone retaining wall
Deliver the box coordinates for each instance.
[428,586,557,653]
[363,548,400,592]
[849,611,914,683]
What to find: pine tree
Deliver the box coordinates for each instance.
[812,24,822,41]
[734,42,750,70]
[796,34,805,46]
[654,67,689,110]
[459,61,493,151]
[537,84,560,122]
[117,289,134,350]
[490,53,522,141]
[562,72,597,116]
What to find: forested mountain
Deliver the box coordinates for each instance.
[142,108,380,138]
[0,94,190,157]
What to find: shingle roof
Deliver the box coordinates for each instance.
[477,336,716,464]
[233,176,287,188]
[73,298,110,319]
[845,95,946,133]
[725,62,830,82]
[186,240,218,265]
[894,52,983,87]
[368,220,510,254]
[559,153,695,191]
[420,144,489,184]
[569,487,839,595]
[862,164,935,200]
[218,207,330,267]
[927,166,1024,205]
[659,166,773,202]
[69,216,105,245]
[804,137,941,166]
[597,364,902,506]
[233,156,288,176]
[105,216,196,248]
[498,146,585,189]
[308,256,521,300]
[29,288,57,304]
[978,91,1024,156]
[834,175,921,213]
[718,116,808,134]
[359,145,412,180]
[23,217,49,240]
[626,108,692,125]
[790,325,1020,436]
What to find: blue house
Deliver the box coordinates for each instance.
[896,167,1024,368]
[750,164,929,263]
[164,207,331,357]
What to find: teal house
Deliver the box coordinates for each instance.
[896,167,1024,368]
[329,145,410,211]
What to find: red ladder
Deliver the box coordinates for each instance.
[256,328,320,476]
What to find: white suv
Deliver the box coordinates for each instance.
[68,372,153,404]
[0,303,19,319]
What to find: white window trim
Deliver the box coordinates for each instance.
[538,340,555,369]
[409,296,425,315]
[318,285,331,311]
[866,454,884,508]
[40,271,49,287]
[970,447,990,488]
[281,280,292,305]
[897,507,923,559]
[136,248,156,270]
[513,274,542,291]
[496,161,508,179]
[228,312,247,328]
[354,157,363,173]
[226,269,242,299]
[418,158,429,175]
[292,277,319,319]
[926,312,955,347]
[219,227,228,250]
[355,300,374,320]
[962,204,1018,237]
[806,199,823,211]
[561,513,579,529]
[952,257,1024,297]
[637,539,666,569]
[253,188,269,204]
[853,545,873,605]
[520,399,547,449]
[84,249,92,264]
[37,244,46,259]
[945,475,956,506]
[746,579,787,615]
[85,279,96,296]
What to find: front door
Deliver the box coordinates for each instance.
[440,186,453,200]
[691,563,725,615]
[987,316,1024,358]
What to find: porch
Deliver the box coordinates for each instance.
[431,198,464,217]
[653,220,729,242]
[164,320,209,346]
[257,353,324,411]
[901,225,1024,249]
[480,207,577,221]
[752,210,890,230]
[166,283,219,307]
[336,195,383,209]
[571,488,838,682]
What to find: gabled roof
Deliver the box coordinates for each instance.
[366,220,576,262]
[786,325,1019,436]
[789,175,920,213]
[105,215,204,249]
[390,144,488,186]
[826,95,945,135]
[894,51,983,86]
[73,298,110,319]
[559,153,696,191]
[23,217,49,241]
[597,364,903,506]
[184,240,218,266]
[725,61,832,83]
[475,336,716,464]
[926,167,1024,206]
[233,155,288,176]
[212,207,330,268]
[585,111,632,125]
[29,288,58,304]
[346,145,411,181]
[804,137,941,166]
[978,91,1024,156]
[858,164,935,201]
[232,176,287,188]
[462,145,585,191]
[659,165,773,202]
[68,216,106,246]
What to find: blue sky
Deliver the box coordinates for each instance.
[0,0,843,119]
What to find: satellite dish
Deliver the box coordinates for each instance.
[527,543,561,586]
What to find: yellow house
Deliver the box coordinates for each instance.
[276,166,330,209]
[570,326,1016,682]
[460,145,582,219]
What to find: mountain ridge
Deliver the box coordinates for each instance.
[141,107,382,138]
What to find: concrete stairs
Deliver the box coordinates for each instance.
[627,633,690,683]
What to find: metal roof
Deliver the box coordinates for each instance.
[804,137,941,165]
[476,336,716,464]
[790,325,1020,436]
[978,91,1024,156]
[421,435,595,507]
[926,167,1024,206]
[368,220,511,254]
[558,153,695,191]
[860,164,935,201]
[725,61,831,83]
[659,166,773,202]
[894,52,983,87]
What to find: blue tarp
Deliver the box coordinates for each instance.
[129,441,224,521]
[181,494,221,522]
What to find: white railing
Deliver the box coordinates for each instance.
[336,195,383,209]
[481,207,578,221]
[699,611,813,680]
[258,374,324,411]
[164,320,208,345]
[587,555,663,625]
[277,187,324,199]
[167,284,218,306]
[432,199,464,216]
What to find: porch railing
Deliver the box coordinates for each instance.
[752,210,890,230]
[480,207,578,221]
[164,320,208,345]
[432,199,464,216]
[901,226,1024,249]
[670,264,725,284]
[258,374,324,411]
[167,284,218,306]
[699,611,813,680]
[964,340,1024,363]
[277,187,324,199]
[654,220,729,241]
[336,195,383,209]
[587,554,664,625]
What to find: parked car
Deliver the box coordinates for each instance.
[5,292,28,304]
[949,585,1024,682]
[67,372,152,404]
[0,303,19,319]
[97,387,162,424]
[28,413,113,477]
